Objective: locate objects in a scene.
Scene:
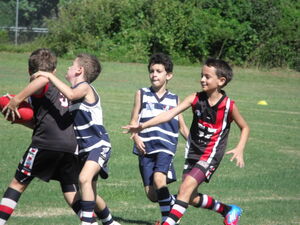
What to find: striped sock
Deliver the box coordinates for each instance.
[81,200,96,224]
[170,194,177,207]
[0,187,22,225]
[95,206,114,225]
[162,200,188,225]
[195,193,230,217]
[72,200,82,218]
[156,187,172,222]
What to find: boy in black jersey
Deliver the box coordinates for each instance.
[124,58,250,225]
[0,49,111,225]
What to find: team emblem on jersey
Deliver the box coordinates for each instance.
[195,109,201,117]
[59,93,69,108]
[146,102,155,110]
[163,105,174,111]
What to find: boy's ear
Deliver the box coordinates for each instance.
[53,69,57,75]
[166,72,173,81]
[76,66,84,76]
[218,77,226,87]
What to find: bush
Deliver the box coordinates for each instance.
[30,0,299,70]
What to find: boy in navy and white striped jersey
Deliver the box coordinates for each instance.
[34,54,120,225]
[129,53,189,223]
[124,58,250,225]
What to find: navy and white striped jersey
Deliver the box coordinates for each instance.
[134,87,179,156]
[185,91,234,167]
[69,82,111,154]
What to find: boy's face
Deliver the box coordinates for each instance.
[66,58,82,81]
[149,64,172,89]
[200,65,226,93]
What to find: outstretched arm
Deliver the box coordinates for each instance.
[123,93,195,134]
[33,71,89,101]
[226,104,250,168]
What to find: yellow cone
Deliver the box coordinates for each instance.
[257,100,268,105]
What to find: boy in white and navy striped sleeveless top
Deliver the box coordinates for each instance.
[129,53,189,223]
[34,54,120,225]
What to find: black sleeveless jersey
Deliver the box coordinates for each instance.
[30,83,77,153]
[185,91,234,166]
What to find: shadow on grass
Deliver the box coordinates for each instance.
[114,216,154,225]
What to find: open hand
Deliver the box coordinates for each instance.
[122,124,143,137]
[226,147,245,168]
[2,95,21,121]
[32,71,52,80]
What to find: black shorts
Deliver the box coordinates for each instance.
[183,158,218,183]
[15,147,80,186]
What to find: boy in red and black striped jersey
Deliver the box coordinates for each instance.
[124,58,250,225]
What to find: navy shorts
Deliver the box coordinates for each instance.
[78,146,111,180]
[138,152,176,186]
[15,147,79,187]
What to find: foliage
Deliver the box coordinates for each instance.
[0,0,59,27]
[0,1,15,27]
[1,0,299,70]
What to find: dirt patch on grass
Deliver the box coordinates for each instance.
[13,207,73,218]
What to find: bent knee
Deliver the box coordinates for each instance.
[79,174,92,186]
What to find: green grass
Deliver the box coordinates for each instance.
[0,52,300,225]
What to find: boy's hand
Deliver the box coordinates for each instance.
[2,95,21,121]
[132,134,146,155]
[226,147,245,168]
[32,71,52,80]
[122,124,143,137]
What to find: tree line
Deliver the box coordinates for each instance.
[0,0,299,70]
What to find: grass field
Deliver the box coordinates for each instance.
[0,52,300,225]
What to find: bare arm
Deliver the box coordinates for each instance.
[129,90,146,154]
[130,90,141,126]
[177,98,189,140]
[123,93,196,134]
[226,104,250,168]
[2,76,49,120]
[34,71,89,101]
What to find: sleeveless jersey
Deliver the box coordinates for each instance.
[69,82,111,154]
[30,83,77,153]
[185,91,234,166]
[134,87,179,156]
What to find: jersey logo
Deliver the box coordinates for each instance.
[195,109,202,117]
[197,123,217,140]
[146,102,155,110]
[59,93,69,108]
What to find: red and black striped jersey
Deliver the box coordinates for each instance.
[185,91,234,167]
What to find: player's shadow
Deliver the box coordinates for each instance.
[114,216,153,225]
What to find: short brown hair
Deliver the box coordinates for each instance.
[28,48,57,75]
[205,58,233,87]
[76,53,101,83]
